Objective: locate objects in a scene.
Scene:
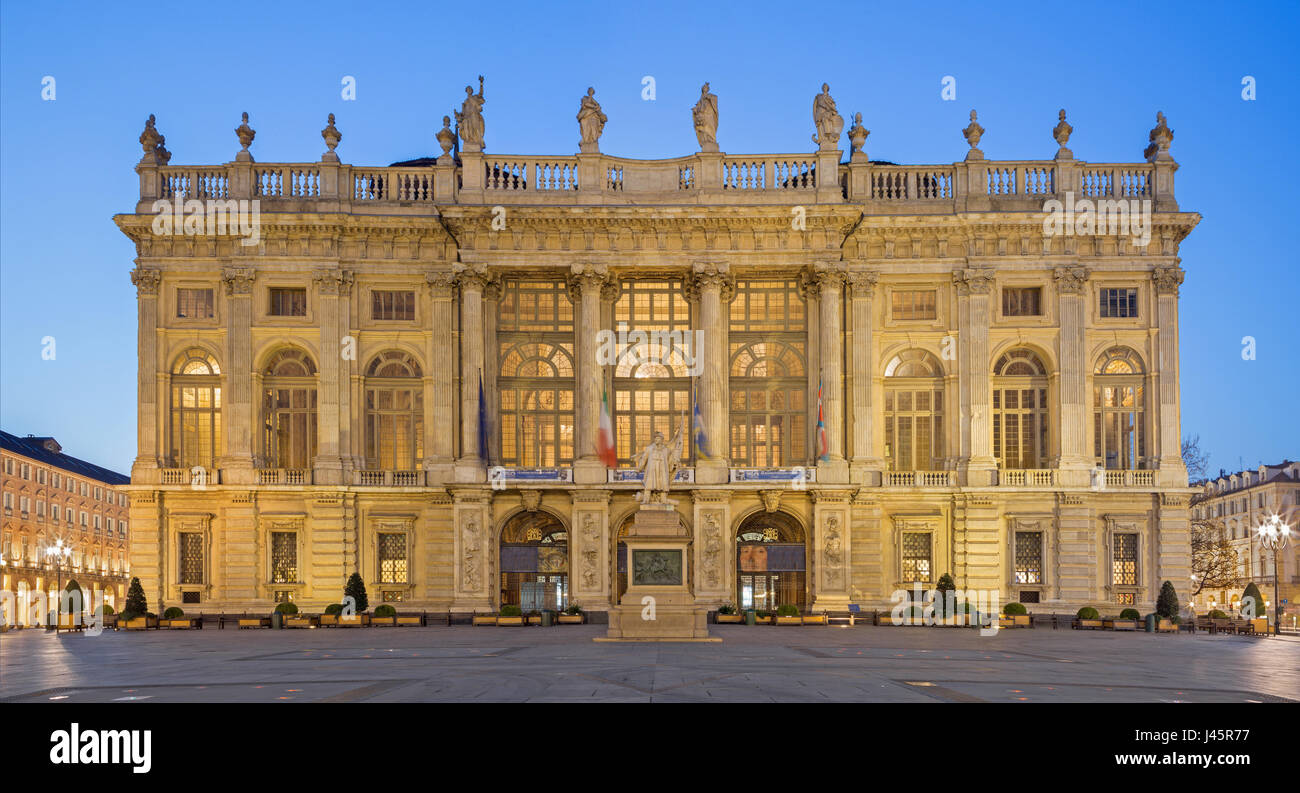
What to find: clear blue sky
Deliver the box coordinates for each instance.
[1,0,1296,478]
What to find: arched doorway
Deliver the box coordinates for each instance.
[499,512,569,610]
[735,511,806,612]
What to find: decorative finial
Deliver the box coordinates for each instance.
[436,115,456,160]
[1053,109,1073,159]
[962,109,985,160]
[321,113,342,162]
[235,111,256,161]
[1144,111,1174,162]
[847,111,870,162]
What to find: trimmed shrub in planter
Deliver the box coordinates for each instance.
[1077,606,1100,619]
[497,604,524,626]
[1241,582,1264,616]
[558,604,585,624]
[1156,581,1180,620]
[324,603,343,615]
[274,602,299,615]
[715,602,742,624]
[163,607,185,619]
[1075,606,1103,629]
[1003,602,1028,616]
[371,604,397,626]
[1208,609,1229,619]
[934,573,957,616]
[776,604,801,625]
[123,577,148,621]
[344,573,369,615]
[753,610,775,624]
[1119,608,1141,620]
[999,602,1030,628]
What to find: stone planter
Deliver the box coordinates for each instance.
[370,616,397,627]
[999,614,1031,628]
[162,617,202,629]
[715,613,743,624]
[1103,618,1139,631]
[557,614,585,624]
[1075,618,1104,630]
[472,615,498,626]
[801,614,827,625]
[395,615,425,627]
[237,617,272,629]
[284,616,318,629]
[775,615,802,625]
[123,616,158,630]
[751,615,775,625]
[497,616,525,626]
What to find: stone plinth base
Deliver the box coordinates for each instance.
[604,599,712,640]
[603,505,714,641]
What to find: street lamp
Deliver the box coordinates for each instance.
[1255,513,1292,637]
[44,539,72,627]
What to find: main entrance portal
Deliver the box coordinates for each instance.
[735,511,806,612]
[499,512,569,610]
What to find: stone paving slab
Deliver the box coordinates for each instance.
[2,624,1296,703]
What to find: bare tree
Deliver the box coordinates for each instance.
[1190,517,1239,596]
[1182,434,1210,482]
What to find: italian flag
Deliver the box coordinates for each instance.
[597,385,617,467]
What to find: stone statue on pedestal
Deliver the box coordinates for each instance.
[812,83,844,149]
[456,75,486,152]
[577,87,607,153]
[692,82,719,152]
[632,417,686,504]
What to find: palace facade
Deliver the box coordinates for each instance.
[1,431,131,623]
[115,88,1199,617]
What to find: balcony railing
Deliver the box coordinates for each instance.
[998,469,1056,487]
[257,468,311,485]
[354,470,425,487]
[1104,470,1157,488]
[883,470,956,487]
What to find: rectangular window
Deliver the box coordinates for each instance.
[1014,532,1043,584]
[1112,533,1138,586]
[182,591,201,604]
[378,532,407,583]
[891,289,937,320]
[901,532,932,583]
[270,531,297,584]
[382,590,404,602]
[179,532,204,584]
[1116,592,1135,605]
[51,504,60,521]
[37,469,46,484]
[371,290,416,321]
[177,288,215,319]
[1020,590,1041,603]
[269,287,307,317]
[1099,288,1139,318]
[1002,287,1042,317]
[274,590,294,604]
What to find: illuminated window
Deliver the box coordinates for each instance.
[1093,347,1145,470]
[497,280,575,467]
[261,348,318,469]
[270,531,297,584]
[613,279,691,465]
[1014,531,1043,584]
[378,533,407,584]
[884,350,945,471]
[169,348,222,469]
[993,349,1049,469]
[179,532,204,585]
[729,279,807,467]
[901,532,932,583]
[364,351,424,470]
[1112,533,1138,586]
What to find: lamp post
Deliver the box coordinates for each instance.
[1255,514,1292,637]
[44,539,72,627]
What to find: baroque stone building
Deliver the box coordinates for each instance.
[1,430,131,623]
[115,88,1198,617]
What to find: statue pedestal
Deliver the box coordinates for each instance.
[600,505,716,642]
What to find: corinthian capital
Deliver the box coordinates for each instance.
[452,262,494,292]
[1152,265,1185,296]
[684,261,735,301]
[800,259,847,298]
[130,266,162,297]
[565,261,611,302]
[221,266,256,296]
[1052,265,1091,295]
[312,268,354,296]
[952,267,994,296]
[846,269,880,297]
[424,268,455,295]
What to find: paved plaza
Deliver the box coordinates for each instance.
[2,624,1296,703]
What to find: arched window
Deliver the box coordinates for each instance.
[884,350,945,471]
[261,348,318,469]
[613,280,691,465]
[499,511,568,609]
[1093,347,1145,470]
[497,279,575,467]
[993,349,1050,469]
[364,351,424,470]
[735,511,806,612]
[169,348,222,468]
[729,279,807,466]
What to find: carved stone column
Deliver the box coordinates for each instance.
[221,266,257,483]
[424,269,456,484]
[691,489,732,606]
[1054,266,1091,487]
[568,262,611,485]
[313,268,352,485]
[483,279,502,467]
[953,267,996,486]
[847,270,882,485]
[807,261,848,482]
[451,489,493,611]
[454,263,492,482]
[130,268,162,480]
[570,489,612,609]
[1153,266,1187,485]
[686,261,733,484]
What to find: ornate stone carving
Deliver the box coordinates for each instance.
[138,114,170,164]
[952,267,994,295]
[823,514,844,587]
[130,266,162,297]
[581,513,600,589]
[759,489,783,513]
[576,87,607,153]
[684,260,734,301]
[812,83,844,149]
[846,270,879,297]
[1053,109,1073,157]
[847,112,869,160]
[1144,111,1173,162]
[462,514,482,591]
[451,261,493,291]
[519,489,542,512]
[221,266,256,296]
[691,82,719,152]
[436,116,456,160]
[321,113,342,162]
[801,259,847,298]
[235,112,255,159]
[962,110,985,159]
[1152,265,1185,296]
[455,75,486,152]
[1053,265,1090,294]
[701,511,722,587]
[633,417,687,504]
[312,268,354,296]
[424,268,455,294]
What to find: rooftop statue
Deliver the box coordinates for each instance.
[577,87,607,153]
[812,83,844,149]
[456,75,486,152]
[692,82,719,152]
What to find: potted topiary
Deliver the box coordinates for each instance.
[934,573,957,623]
[1075,606,1103,629]
[339,573,369,626]
[371,604,397,626]
[279,601,317,629]
[558,604,585,625]
[121,578,158,630]
[753,609,775,625]
[497,604,524,626]
[161,606,201,629]
[1105,607,1142,631]
[1000,602,1031,628]
[715,603,742,624]
[776,604,802,625]
[320,603,345,627]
